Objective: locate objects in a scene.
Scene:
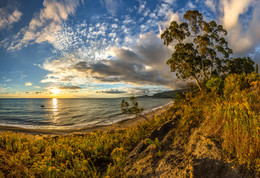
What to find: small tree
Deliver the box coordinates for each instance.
[121,96,150,122]
[161,10,232,91]
[255,64,259,74]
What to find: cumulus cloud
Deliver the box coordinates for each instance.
[221,0,252,30]
[25,82,33,86]
[40,55,89,85]
[0,9,22,29]
[72,32,179,87]
[41,31,183,89]
[220,0,260,54]
[8,0,81,50]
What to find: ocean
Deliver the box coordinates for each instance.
[0,98,172,130]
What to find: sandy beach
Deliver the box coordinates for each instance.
[0,101,174,136]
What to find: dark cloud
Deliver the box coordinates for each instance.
[41,32,185,89]
[96,89,126,94]
[72,32,183,88]
[126,88,150,95]
[58,86,82,90]
[253,52,260,67]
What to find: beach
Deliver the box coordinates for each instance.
[0,101,174,136]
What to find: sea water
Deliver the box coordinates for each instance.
[0,98,172,130]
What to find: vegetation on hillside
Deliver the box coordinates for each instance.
[0,108,173,177]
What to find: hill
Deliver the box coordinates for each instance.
[138,89,187,99]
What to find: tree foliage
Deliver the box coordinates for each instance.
[121,96,143,114]
[121,96,149,122]
[161,10,233,90]
[226,57,255,74]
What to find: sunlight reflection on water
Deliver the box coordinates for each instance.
[52,98,58,124]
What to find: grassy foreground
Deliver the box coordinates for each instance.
[0,108,174,177]
[0,73,259,177]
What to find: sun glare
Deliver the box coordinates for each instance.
[51,87,60,95]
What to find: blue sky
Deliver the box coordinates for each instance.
[0,0,259,98]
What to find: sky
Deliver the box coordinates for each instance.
[0,0,259,98]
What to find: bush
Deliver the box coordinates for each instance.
[206,77,224,94]
[224,73,259,97]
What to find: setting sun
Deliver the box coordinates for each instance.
[51,87,60,95]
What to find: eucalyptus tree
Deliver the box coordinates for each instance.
[161,10,232,90]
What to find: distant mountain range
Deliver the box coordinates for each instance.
[138,89,187,99]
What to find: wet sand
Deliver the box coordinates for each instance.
[0,101,174,136]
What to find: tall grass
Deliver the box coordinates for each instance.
[0,108,173,177]
[173,74,260,171]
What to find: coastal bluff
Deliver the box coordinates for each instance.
[124,115,256,177]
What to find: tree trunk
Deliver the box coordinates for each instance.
[195,35,206,81]
[137,113,150,122]
[194,77,202,91]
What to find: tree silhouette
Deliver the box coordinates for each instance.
[256,64,259,74]
[161,10,232,90]
[121,96,149,122]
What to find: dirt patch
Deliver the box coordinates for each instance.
[125,119,256,177]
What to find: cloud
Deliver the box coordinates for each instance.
[162,0,176,5]
[72,32,176,86]
[5,79,12,82]
[125,88,150,95]
[58,86,82,90]
[0,9,22,29]
[187,1,196,9]
[159,11,180,34]
[25,82,33,86]
[253,52,260,66]
[40,31,184,89]
[221,0,252,31]
[96,89,126,94]
[220,0,260,54]
[40,55,89,85]
[8,0,81,50]
[157,3,170,17]
[205,0,216,13]
[101,0,121,15]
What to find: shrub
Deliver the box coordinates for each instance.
[206,77,224,94]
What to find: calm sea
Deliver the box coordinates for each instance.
[0,98,171,130]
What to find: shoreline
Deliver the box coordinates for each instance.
[0,101,174,136]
